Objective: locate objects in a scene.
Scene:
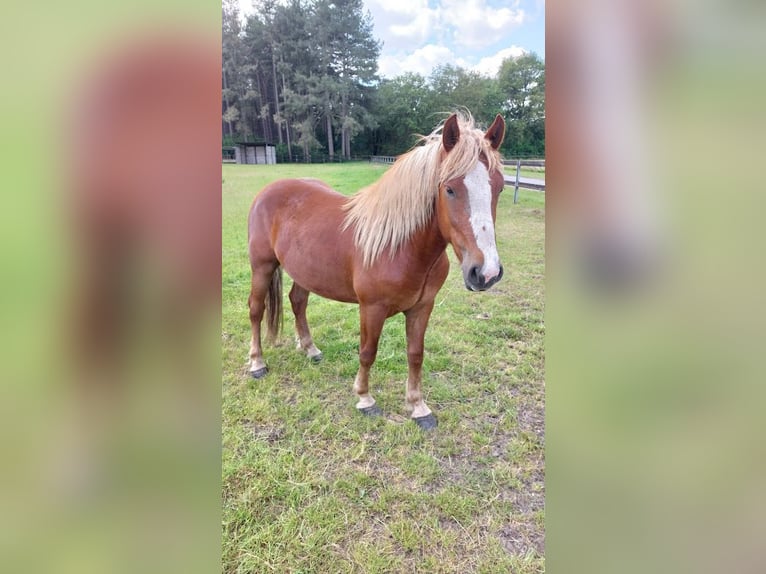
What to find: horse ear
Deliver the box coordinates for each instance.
[485,114,505,150]
[442,114,460,152]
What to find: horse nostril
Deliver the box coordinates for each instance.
[469,265,482,286]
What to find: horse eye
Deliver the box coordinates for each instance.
[445,186,455,197]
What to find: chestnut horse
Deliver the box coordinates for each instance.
[247,112,505,429]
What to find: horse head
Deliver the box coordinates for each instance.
[437,113,506,291]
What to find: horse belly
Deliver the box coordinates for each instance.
[283,256,358,303]
[274,215,358,304]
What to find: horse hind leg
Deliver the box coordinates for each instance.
[248,264,276,379]
[288,283,322,362]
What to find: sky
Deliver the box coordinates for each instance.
[237,0,545,79]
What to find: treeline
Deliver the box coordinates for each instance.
[222,0,545,161]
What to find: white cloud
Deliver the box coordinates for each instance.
[471,46,527,77]
[379,43,531,80]
[365,0,440,52]
[235,0,538,79]
[441,0,525,49]
[379,44,530,80]
[367,0,527,51]
[378,44,469,78]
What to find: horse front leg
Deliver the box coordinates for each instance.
[353,303,388,416]
[404,301,438,430]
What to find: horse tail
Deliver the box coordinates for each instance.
[265,266,283,341]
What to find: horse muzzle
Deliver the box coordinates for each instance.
[463,263,504,291]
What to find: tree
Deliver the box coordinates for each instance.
[430,66,488,115]
[312,0,380,159]
[222,0,246,144]
[371,73,435,154]
[222,2,544,161]
[270,0,315,160]
[497,52,545,156]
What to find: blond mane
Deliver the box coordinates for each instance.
[342,112,503,267]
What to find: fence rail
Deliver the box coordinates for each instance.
[371,155,544,201]
[502,158,545,168]
[371,156,545,168]
[370,155,397,164]
[504,158,545,203]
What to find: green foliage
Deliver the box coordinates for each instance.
[367,57,546,157]
[222,1,545,159]
[371,73,436,154]
[497,53,545,156]
[222,0,380,160]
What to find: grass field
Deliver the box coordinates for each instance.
[222,162,545,573]
[502,167,545,180]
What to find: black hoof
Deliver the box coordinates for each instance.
[310,352,323,363]
[357,404,383,417]
[249,367,268,379]
[412,413,438,430]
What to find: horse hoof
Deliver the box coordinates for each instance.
[412,413,438,430]
[358,404,383,417]
[249,367,268,379]
[310,352,323,363]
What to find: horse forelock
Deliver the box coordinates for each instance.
[342,112,502,267]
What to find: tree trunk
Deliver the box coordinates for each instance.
[222,68,233,139]
[271,53,283,145]
[341,91,350,160]
[281,70,292,162]
[326,112,334,160]
[256,70,271,142]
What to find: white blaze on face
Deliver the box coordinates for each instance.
[464,162,501,281]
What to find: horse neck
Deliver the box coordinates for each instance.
[404,201,448,266]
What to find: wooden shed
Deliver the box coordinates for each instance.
[233,142,276,165]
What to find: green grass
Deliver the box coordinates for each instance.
[503,166,545,180]
[222,162,545,573]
